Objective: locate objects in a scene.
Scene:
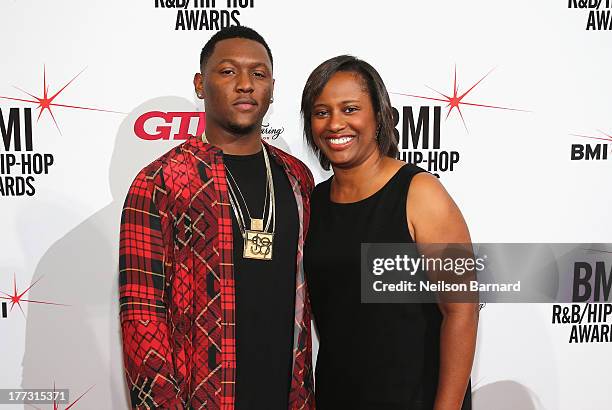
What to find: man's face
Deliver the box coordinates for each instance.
[195,38,273,135]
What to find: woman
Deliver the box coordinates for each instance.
[302,55,478,410]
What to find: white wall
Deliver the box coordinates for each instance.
[1,1,610,408]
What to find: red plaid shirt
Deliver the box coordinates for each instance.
[119,137,315,409]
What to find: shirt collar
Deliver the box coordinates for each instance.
[187,134,295,179]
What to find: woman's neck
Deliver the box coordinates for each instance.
[330,153,397,203]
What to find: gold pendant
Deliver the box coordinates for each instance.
[250,218,264,231]
[243,230,274,260]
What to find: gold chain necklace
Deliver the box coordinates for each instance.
[224,144,275,261]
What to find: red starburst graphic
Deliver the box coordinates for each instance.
[392,65,529,131]
[571,129,612,153]
[571,129,612,143]
[26,383,94,410]
[0,65,124,135]
[0,273,67,317]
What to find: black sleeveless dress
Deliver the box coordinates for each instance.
[304,163,471,410]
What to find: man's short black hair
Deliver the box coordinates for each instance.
[199,26,273,70]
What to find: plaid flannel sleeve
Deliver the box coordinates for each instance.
[119,170,184,409]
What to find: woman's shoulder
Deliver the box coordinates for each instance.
[405,163,457,222]
[389,159,446,206]
[396,161,428,180]
[380,159,430,192]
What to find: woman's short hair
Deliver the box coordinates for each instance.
[301,55,398,170]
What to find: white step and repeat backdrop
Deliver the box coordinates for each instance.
[1,1,611,409]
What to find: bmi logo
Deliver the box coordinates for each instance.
[570,129,611,161]
[0,274,66,319]
[0,108,52,196]
[572,248,612,302]
[392,66,527,177]
[390,105,455,177]
[0,66,122,196]
[573,262,612,302]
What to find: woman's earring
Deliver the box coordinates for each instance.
[270,97,274,103]
[375,125,381,141]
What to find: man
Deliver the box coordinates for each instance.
[119,26,314,409]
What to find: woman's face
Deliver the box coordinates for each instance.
[311,71,379,169]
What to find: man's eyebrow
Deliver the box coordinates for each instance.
[214,58,270,69]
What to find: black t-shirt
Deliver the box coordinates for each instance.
[223,147,298,410]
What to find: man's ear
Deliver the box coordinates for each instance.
[194,72,204,99]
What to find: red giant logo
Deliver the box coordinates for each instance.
[134,111,206,140]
